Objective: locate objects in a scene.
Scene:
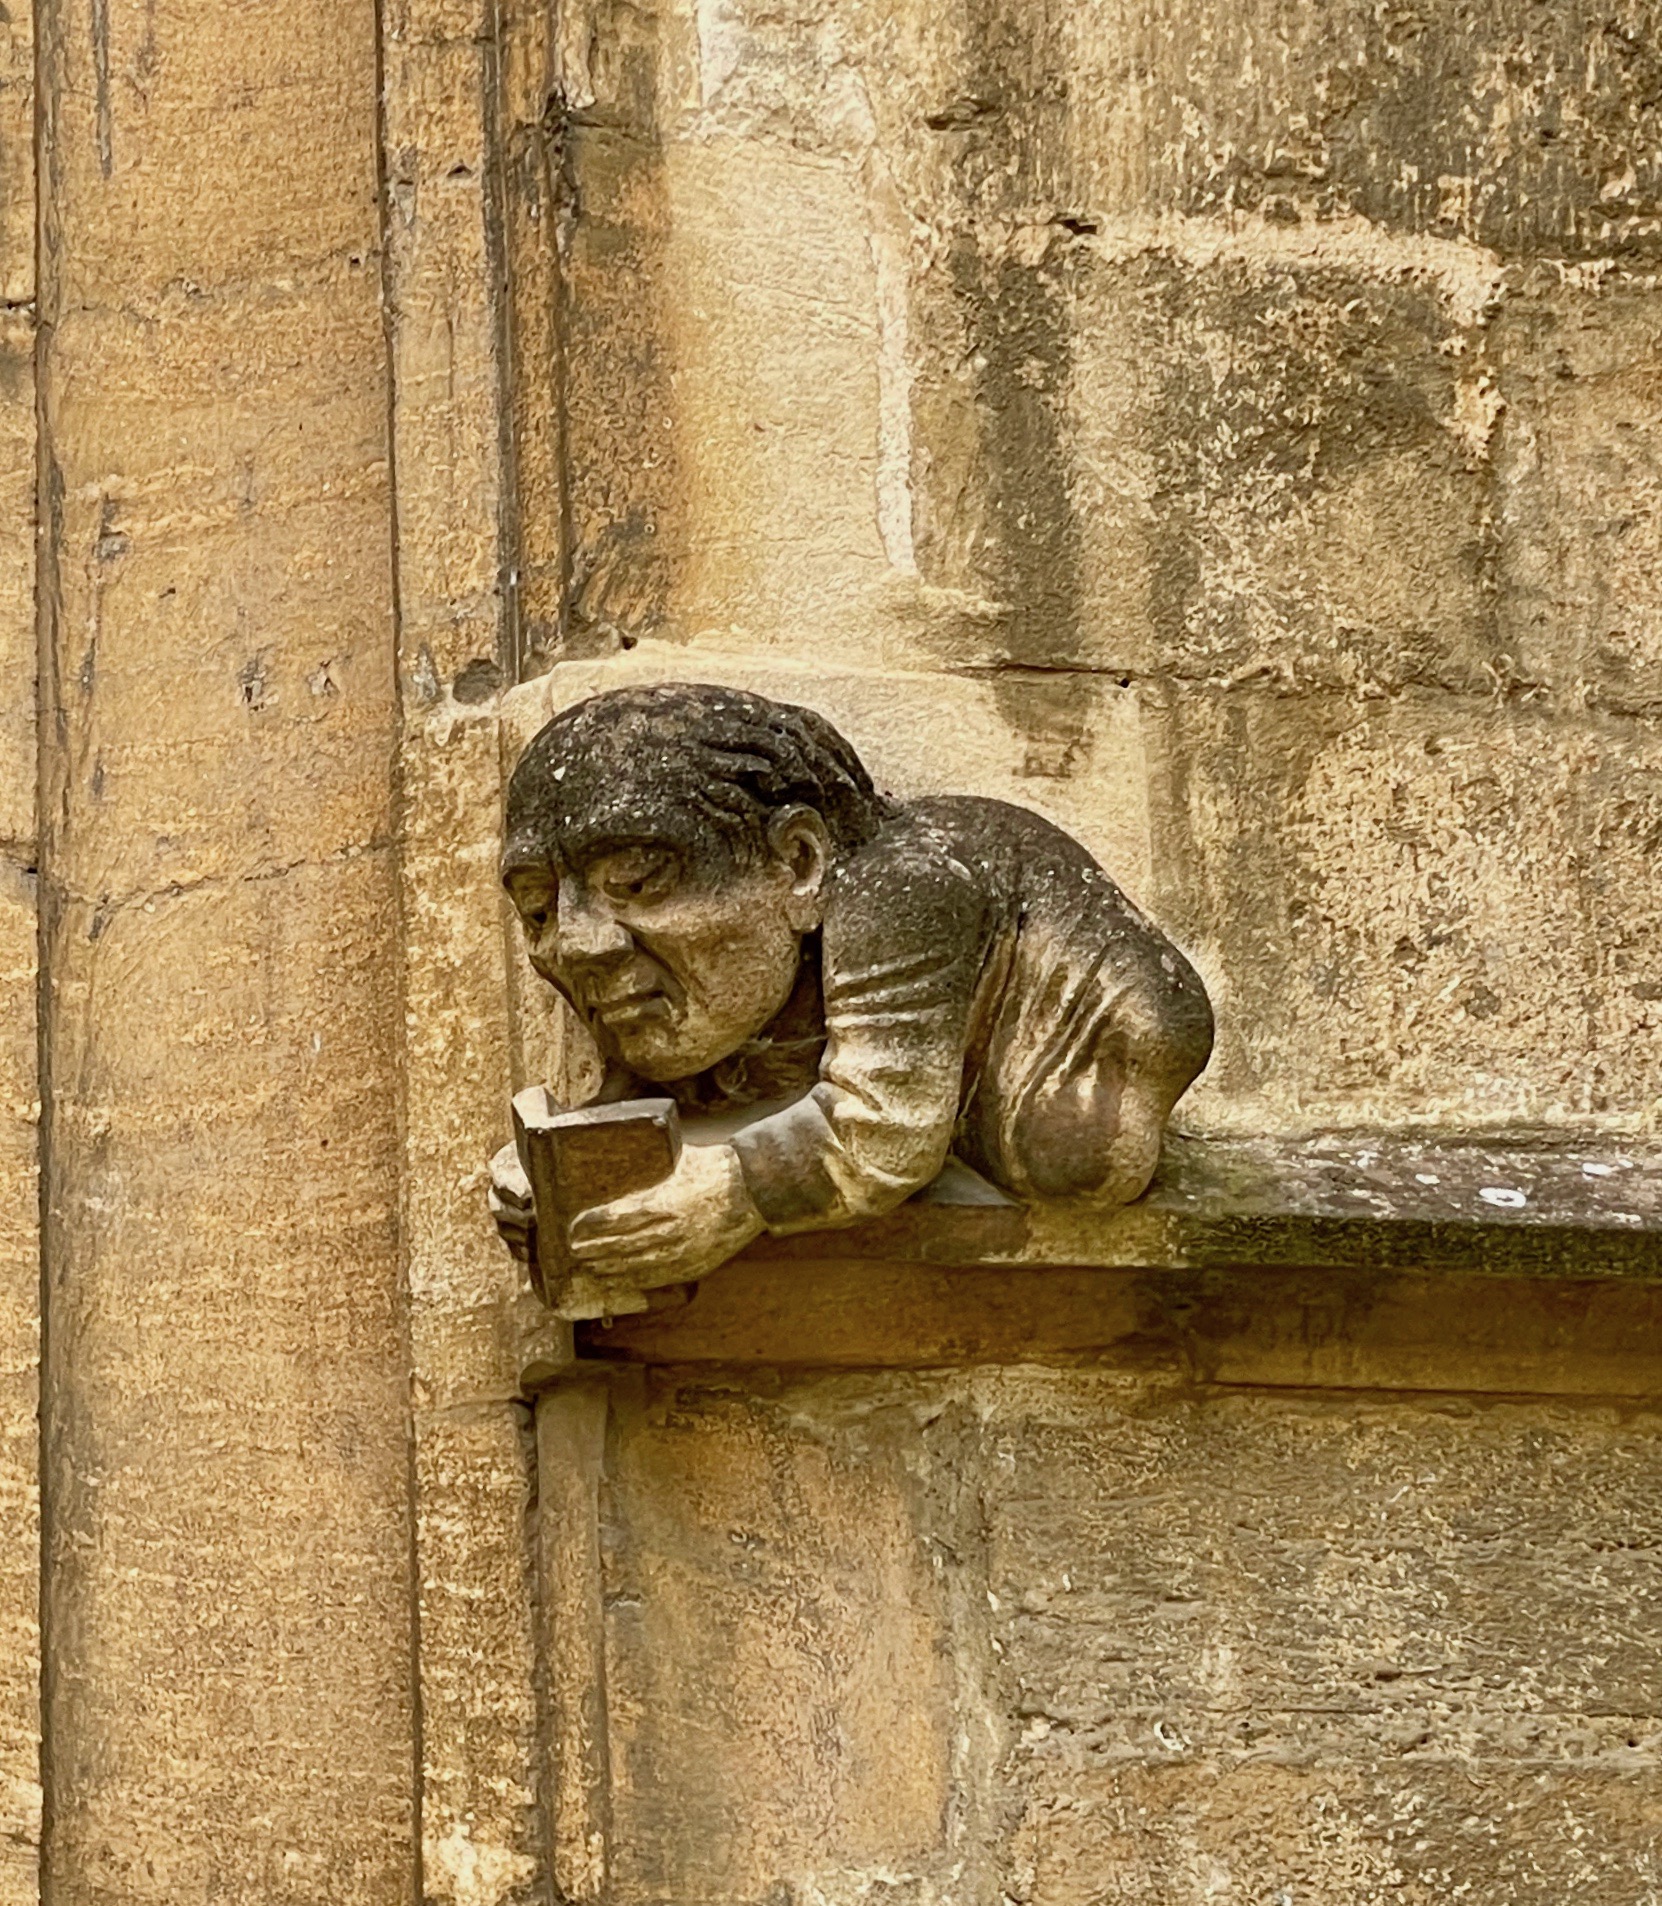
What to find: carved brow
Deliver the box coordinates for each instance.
[564,833,678,871]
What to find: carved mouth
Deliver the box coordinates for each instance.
[592,989,670,1029]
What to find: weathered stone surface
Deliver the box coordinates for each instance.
[1494,277,1662,716]
[8,0,1662,1897]
[414,1407,539,1906]
[1165,688,1662,1135]
[561,1362,1662,1906]
[597,1370,959,1906]
[409,2,1662,1898]
[0,316,34,857]
[581,1255,1662,1400]
[36,0,415,1897]
[612,1128,1662,1286]
[382,0,507,693]
[399,710,544,1905]
[483,0,1662,1144]
[0,871,36,1904]
[383,0,544,1865]
[40,873,414,1902]
[0,8,39,1895]
[990,1378,1662,1901]
[502,653,1154,897]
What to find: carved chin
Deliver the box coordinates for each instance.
[606,1012,755,1084]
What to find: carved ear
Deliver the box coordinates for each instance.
[766,806,831,931]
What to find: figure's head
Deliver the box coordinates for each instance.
[503,683,892,1081]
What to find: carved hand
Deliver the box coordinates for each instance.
[488,1141,535,1263]
[566,1140,764,1287]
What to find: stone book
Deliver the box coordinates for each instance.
[511,1087,683,1315]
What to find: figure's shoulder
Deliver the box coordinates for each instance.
[902,794,1153,923]
[907,793,1076,848]
[825,801,1005,937]
[842,799,1005,883]
[903,794,1104,883]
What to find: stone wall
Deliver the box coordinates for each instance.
[485,0,1662,1142]
[0,0,36,1889]
[394,3,1662,1897]
[580,1355,1662,1904]
[558,1256,1662,1905]
[0,0,1658,1903]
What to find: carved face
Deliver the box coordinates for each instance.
[505,813,830,1083]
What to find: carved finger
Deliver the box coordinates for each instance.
[489,1141,533,1205]
[567,1203,668,1246]
[568,1223,676,1265]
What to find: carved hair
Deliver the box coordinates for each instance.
[505,682,895,869]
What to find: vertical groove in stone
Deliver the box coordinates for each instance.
[0,0,40,1896]
[495,0,568,674]
[35,0,416,1898]
[380,0,546,1892]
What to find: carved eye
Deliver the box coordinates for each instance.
[596,847,675,905]
[509,874,557,937]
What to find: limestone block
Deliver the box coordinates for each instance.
[400,708,548,1906]
[1011,1764,1662,1903]
[1066,240,1499,691]
[1496,278,1662,714]
[39,5,415,1870]
[382,27,506,686]
[986,1375,1662,1900]
[41,867,413,1901]
[598,1371,957,1905]
[580,1363,1662,1904]
[667,0,1662,258]
[43,287,386,497]
[401,707,525,1400]
[42,0,382,312]
[0,867,36,1906]
[1163,687,1662,1134]
[0,16,38,1899]
[0,319,33,852]
[658,141,895,662]
[384,0,546,1873]
[1052,0,1662,259]
[560,27,684,656]
[413,1407,539,1906]
[42,496,396,903]
[0,1,30,309]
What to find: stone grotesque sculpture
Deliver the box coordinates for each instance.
[490,683,1213,1313]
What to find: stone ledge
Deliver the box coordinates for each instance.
[523,1132,1662,1389]
[743,1132,1662,1280]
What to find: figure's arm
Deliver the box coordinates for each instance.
[730,838,994,1233]
[558,832,994,1289]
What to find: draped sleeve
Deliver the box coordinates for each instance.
[731,821,996,1233]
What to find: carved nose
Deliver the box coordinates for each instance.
[555,884,630,963]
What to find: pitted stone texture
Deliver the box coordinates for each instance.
[0,7,39,1895]
[0,871,36,1904]
[582,1364,1662,1906]
[37,0,414,1896]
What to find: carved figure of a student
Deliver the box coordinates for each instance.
[491,683,1213,1290]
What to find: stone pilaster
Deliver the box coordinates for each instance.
[36,0,415,1896]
